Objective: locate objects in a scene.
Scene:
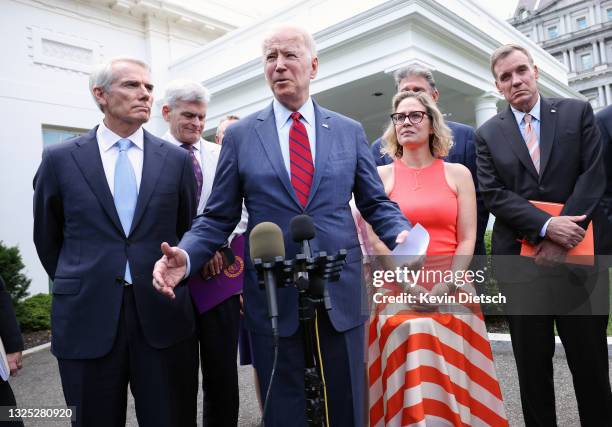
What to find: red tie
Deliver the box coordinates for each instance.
[289,112,314,207]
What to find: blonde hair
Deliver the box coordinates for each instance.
[381,91,452,159]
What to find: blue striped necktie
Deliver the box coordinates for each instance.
[114,138,137,283]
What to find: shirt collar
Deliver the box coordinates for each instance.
[511,94,541,125]
[162,130,201,152]
[273,97,315,128]
[97,121,144,152]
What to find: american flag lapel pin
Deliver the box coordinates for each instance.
[322,123,329,128]
[551,108,556,113]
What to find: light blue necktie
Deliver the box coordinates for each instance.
[114,138,137,283]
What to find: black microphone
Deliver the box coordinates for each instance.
[290,214,315,258]
[290,215,330,308]
[249,222,285,337]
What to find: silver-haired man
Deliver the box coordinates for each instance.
[33,58,198,426]
[161,79,247,427]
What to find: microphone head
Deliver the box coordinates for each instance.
[249,222,285,262]
[290,215,315,242]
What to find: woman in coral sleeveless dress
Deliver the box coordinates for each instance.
[366,91,507,426]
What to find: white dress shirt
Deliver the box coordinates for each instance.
[96,121,144,194]
[160,130,249,277]
[272,97,317,175]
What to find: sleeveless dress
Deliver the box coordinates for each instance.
[368,159,507,426]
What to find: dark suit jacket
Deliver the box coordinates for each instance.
[476,96,605,260]
[595,105,612,253]
[370,121,489,255]
[33,127,197,359]
[0,276,23,358]
[179,101,411,337]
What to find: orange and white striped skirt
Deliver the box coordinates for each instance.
[368,311,508,426]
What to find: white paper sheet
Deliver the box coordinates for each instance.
[391,223,429,266]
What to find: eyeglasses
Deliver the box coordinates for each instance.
[390,111,430,126]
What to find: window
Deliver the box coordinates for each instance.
[547,26,559,39]
[581,53,593,70]
[607,8,612,21]
[42,126,86,147]
[576,16,587,30]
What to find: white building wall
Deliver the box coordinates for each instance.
[0,0,221,294]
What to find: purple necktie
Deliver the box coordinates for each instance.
[181,143,203,205]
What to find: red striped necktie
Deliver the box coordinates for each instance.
[289,112,314,207]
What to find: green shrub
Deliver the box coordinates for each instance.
[15,293,51,332]
[484,230,492,255]
[0,241,31,305]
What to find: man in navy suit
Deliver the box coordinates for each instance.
[33,57,198,426]
[596,104,612,254]
[153,25,411,426]
[370,65,488,256]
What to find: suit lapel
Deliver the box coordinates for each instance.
[538,96,556,178]
[130,130,167,235]
[498,105,539,180]
[308,103,332,208]
[71,127,124,235]
[254,103,302,207]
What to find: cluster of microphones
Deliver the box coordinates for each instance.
[248,215,347,337]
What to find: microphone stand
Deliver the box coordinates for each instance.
[295,250,346,427]
[253,250,347,427]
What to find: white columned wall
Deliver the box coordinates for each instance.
[593,41,600,64]
[474,92,500,127]
[569,48,577,72]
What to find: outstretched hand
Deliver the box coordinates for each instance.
[152,242,187,300]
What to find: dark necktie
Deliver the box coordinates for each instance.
[181,143,203,205]
[289,112,314,207]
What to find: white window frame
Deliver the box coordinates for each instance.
[575,16,588,30]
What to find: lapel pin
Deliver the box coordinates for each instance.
[322,123,329,128]
[551,109,556,113]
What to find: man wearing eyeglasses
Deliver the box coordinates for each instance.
[370,64,488,258]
